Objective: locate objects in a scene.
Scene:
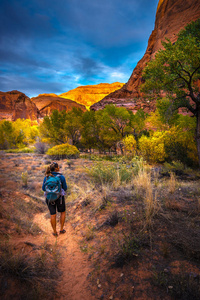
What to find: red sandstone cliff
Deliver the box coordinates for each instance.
[91,0,200,111]
[0,90,40,121]
[31,94,86,118]
[0,91,86,121]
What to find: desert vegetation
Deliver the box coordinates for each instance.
[0,103,198,168]
[0,152,200,299]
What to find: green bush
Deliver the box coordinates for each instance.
[5,147,35,153]
[46,143,79,159]
[87,162,134,185]
[118,164,134,182]
[163,126,198,167]
[88,163,117,184]
[131,156,146,175]
[138,126,198,166]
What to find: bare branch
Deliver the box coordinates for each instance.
[177,60,191,77]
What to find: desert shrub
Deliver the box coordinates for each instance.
[122,134,137,156]
[21,171,28,187]
[83,154,122,162]
[139,131,166,163]
[118,164,134,183]
[131,156,146,175]
[6,195,45,235]
[138,126,198,166]
[163,160,185,173]
[46,143,79,159]
[88,163,117,184]
[164,126,198,166]
[87,162,134,185]
[34,141,48,154]
[0,243,61,299]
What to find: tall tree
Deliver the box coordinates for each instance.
[64,107,83,146]
[96,104,133,154]
[141,19,200,166]
[0,120,24,149]
[81,110,101,151]
[39,110,68,145]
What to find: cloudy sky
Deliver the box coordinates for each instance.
[0,0,159,97]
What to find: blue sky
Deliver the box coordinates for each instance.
[0,0,159,97]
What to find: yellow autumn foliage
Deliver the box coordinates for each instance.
[139,132,166,163]
[123,135,137,156]
[139,126,198,165]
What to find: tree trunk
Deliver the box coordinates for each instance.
[119,142,124,155]
[196,107,200,168]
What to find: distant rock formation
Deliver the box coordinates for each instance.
[31,94,86,118]
[59,82,124,108]
[0,90,39,121]
[91,0,200,111]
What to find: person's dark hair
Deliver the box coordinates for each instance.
[50,162,58,172]
[45,162,59,177]
[45,166,52,177]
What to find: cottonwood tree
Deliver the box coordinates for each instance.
[0,120,24,149]
[141,19,200,166]
[64,107,84,146]
[39,110,68,145]
[96,104,134,154]
[81,110,104,152]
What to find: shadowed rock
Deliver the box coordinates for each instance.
[31,93,86,118]
[0,90,40,121]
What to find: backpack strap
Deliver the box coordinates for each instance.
[55,174,62,204]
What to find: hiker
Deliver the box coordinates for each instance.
[42,162,67,237]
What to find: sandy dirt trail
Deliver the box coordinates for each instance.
[34,211,95,300]
[0,154,95,300]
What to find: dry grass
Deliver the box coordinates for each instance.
[133,168,160,226]
[0,241,61,299]
[1,152,200,300]
[133,167,150,192]
[168,172,177,194]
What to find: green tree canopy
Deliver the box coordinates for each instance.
[0,120,26,149]
[39,110,68,145]
[96,105,134,154]
[64,107,83,146]
[81,110,101,151]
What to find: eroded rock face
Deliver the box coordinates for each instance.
[0,90,40,121]
[91,0,200,111]
[59,82,124,108]
[31,94,86,118]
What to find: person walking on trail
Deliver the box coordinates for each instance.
[42,162,67,237]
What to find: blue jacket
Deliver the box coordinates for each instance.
[42,172,67,192]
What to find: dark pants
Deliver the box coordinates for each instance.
[46,196,65,215]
